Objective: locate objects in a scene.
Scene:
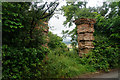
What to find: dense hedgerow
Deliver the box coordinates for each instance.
[2,45,50,79]
[79,35,119,72]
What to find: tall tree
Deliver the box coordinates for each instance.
[95,2,120,43]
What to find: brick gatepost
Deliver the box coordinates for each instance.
[35,22,49,63]
[74,18,96,57]
[35,22,49,48]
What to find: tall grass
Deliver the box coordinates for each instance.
[42,49,96,78]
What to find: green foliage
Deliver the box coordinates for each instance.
[2,2,30,46]
[62,1,120,48]
[48,32,67,49]
[2,2,61,79]
[2,2,59,47]
[42,50,95,78]
[26,28,47,48]
[2,2,30,32]
[93,35,119,69]
[62,1,96,26]
[2,1,120,79]
[2,45,50,79]
[61,2,119,73]
[94,2,120,43]
[79,35,119,72]
[61,1,97,47]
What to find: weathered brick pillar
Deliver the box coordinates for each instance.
[74,18,96,57]
[35,22,49,48]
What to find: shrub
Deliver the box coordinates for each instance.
[48,32,67,49]
[2,45,50,79]
[79,35,119,72]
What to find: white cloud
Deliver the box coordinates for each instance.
[48,13,75,37]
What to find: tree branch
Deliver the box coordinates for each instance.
[40,3,59,19]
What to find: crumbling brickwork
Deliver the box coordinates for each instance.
[74,18,96,57]
[35,22,49,48]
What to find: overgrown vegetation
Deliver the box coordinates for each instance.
[79,34,119,72]
[61,0,119,74]
[48,32,67,50]
[42,51,94,78]
[2,45,49,79]
[2,1,120,79]
[2,2,59,79]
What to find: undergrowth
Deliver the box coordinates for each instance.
[41,50,96,78]
[41,34,119,78]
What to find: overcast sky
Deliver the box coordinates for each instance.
[48,0,105,43]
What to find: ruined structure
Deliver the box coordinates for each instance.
[35,22,49,48]
[41,22,49,48]
[74,18,96,57]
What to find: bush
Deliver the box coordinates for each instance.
[79,35,119,72]
[2,45,50,79]
[48,32,67,49]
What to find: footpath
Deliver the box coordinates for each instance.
[75,69,119,78]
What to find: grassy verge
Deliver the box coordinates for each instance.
[41,34,119,78]
[42,50,96,78]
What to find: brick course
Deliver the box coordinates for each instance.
[74,18,96,57]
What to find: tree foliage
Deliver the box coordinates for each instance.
[2,2,59,79]
[62,1,120,45]
[2,1,120,79]
[61,1,120,71]
[62,2,96,27]
[95,2,120,43]
[61,1,97,46]
[2,2,59,48]
[48,32,67,49]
